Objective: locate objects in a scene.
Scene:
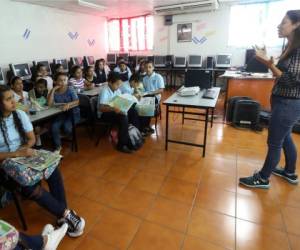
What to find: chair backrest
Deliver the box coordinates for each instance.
[78,94,93,121]
[90,96,99,120]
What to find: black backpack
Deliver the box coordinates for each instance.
[226,96,252,122]
[128,124,144,150]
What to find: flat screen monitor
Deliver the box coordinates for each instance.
[0,67,4,84]
[53,59,69,72]
[185,69,212,89]
[148,56,154,63]
[154,56,166,67]
[107,54,117,64]
[245,49,269,73]
[215,54,231,68]
[33,60,51,74]
[73,57,83,67]
[174,56,186,67]
[10,63,32,80]
[187,55,202,67]
[83,56,95,66]
[118,53,129,62]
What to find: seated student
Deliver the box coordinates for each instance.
[54,63,65,75]
[1,220,67,250]
[10,76,29,105]
[141,61,165,133]
[68,65,85,89]
[95,58,110,84]
[48,73,80,150]
[114,60,133,94]
[129,74,145,100]
[29,78,48,107]
[36,63,53,90]
[98,72,140,153]
[84,66,97,88]
[0,85,85,237]
[135,59,147,81]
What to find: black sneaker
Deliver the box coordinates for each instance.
[145,127,155,134]
[239,172,270,189]
[64,210,85,237]
[272,166,299,185]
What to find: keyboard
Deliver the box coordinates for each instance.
[203,89,217,99]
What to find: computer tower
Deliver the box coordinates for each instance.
[245,49,268,73]
[166,55,174,67]
[206,56,214,69]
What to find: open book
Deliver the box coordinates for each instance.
[136,97,155,116]
[108,94,138,114]
[11,149,62,171]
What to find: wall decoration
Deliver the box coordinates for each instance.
[88,39,95,47]
[68,31,79,40]
[177,23,192,42]
[192,36,207,45]
[23,28,31,40]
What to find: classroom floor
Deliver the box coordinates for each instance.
[1,90,300,250]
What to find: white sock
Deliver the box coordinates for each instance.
[44,223,68,250]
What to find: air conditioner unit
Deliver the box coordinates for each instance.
[154,0,219,15]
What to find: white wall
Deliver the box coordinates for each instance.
[153,3,282,66]
[0,0,107,81]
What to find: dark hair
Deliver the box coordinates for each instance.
[129,74,140,83]
[35,78,47,87]
[118,60,126,66]
[10,76,21,86]
[85,66,94,74]
[53,72,67,81]
[107,71,121,84]
[54,63,63,72]
[145,60,154,66]
[282,10,300,59]
[70,65,81,78]
[0,85,27,151]
[36,63,46,72]
[95,59,106,69]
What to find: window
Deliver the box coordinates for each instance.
[107,15,154,52]
[228,0,300,48]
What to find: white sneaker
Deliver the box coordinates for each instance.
[43,223,68,250]
[42,224,55,236]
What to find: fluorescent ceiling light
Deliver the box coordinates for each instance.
[77,0,107,11]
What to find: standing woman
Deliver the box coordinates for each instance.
[240,10,300,188]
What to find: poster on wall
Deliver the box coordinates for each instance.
[177,23,192,42]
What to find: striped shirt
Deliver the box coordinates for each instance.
[272,48,300,98]
[68,77,85,89]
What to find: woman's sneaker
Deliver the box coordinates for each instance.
[44,223,68,250]
[63,210,85,237]
[272,166,299,185]
[42,224,55,236]
[239,171,270,189]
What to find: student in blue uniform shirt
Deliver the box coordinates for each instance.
[98,71,140,153]
[114,60,132,94]
[141,60,165,134]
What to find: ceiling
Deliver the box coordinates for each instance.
[12,0,230,18]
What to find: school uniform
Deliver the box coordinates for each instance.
[13,91,29,104]
[95,69,107,84]
[28,89,48,107]
[114,67,133,94]
[43,76,53,90]
[98,85,140,148]
[51,87,80,148]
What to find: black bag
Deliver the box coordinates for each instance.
[232,99,261,130]
[128,124,144,150]
[226,96,252,122]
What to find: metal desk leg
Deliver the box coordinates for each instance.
[203,108,209,157]
[182,107,185,124]
[165,105,169,150]
[211,108,214,128]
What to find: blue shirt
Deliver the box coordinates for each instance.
[0,110,33,152]
[54,87,80,123]
[114,66,132,77]
[143,72,165,101]
[119,81,133,95]
[97,85,121,118]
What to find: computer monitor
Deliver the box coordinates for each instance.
[215,54,232,68]
[154,56,166,67]
[0,67,4,84]
[83,56,95,67]
[53,59,69,72]
[184,69,212,89]
[33,60,52,74]
[245,49,269,73]
[9,63,32,80]
[128,56,137,67]
[187,55,202,67]
[174,56,186,68]
[147,56,154,63]
[71,57,83,68]
[118,53,129,62]
[107,54,117,64]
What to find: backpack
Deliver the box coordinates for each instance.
[128,124,144,150]
[226,96,252,122]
